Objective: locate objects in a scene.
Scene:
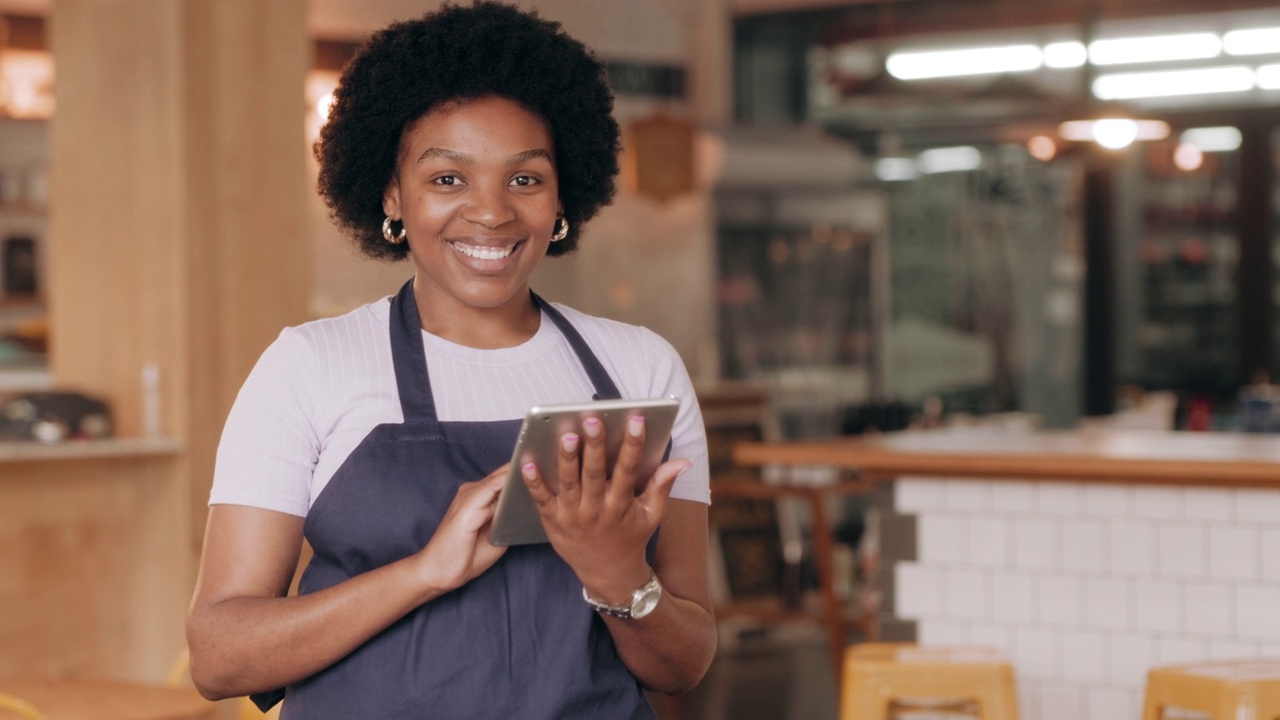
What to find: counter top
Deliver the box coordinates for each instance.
[0,437,181,463]
[732,428,1280,487]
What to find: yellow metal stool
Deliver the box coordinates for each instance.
[1142,658,1280,720]
[840,643,1019,720]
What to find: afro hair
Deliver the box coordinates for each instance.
[315,1,621,260]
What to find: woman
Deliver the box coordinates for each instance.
[185,3,716,718]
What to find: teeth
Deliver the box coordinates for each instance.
[451,242,515,261]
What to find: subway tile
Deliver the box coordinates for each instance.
[945,568,990,620]
[1236,586,1280,640]
[1155,637,1207,665]
[1013,626,1061,679]
[895,477,945,514]
[1015,679,1039,720]
[1108,633,1156,686]
[1087,687,1142,720]
[991,573,1035,624]
[966,516,1010,567]
[944,480,989,511]
[1234,489,1280,524]
[1083,484,1133,518]
[1036,680,1086,720]
[1183,583,1234,637]
[1157,525,1207,579]
[1061,520,1107,574]
[1133,486,1183,519]
[967,622,1014,651]
[1263,528,1280,581]
[894,563,943,619]
[1060,631,1109,682]
[989,482,1035,514]
[919,514,968,565]
[1133,580,1182,634]
[1036,482,1083,516]
[1209,639,1262,660]
[1085,577,1133,630]
[1208,526,1259,581]
[917,619,969,646]
[1013,517,1059,571]
[1037,575,1083,626]
[1183,487,1233,521]
[1109,521,1156,577]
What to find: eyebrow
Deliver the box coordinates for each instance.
[416,147,553,165]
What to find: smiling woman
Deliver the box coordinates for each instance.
[184,3,715,719]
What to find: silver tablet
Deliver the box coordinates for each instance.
[488,396,681,546]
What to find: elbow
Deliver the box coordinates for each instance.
[186,649,238,701]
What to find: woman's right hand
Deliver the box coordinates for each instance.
[412,464,509,593]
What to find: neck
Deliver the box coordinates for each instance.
[410,282,541,349]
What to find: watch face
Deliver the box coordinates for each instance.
[631,585,661,619]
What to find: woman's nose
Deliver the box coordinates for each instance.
[460,184,516,228]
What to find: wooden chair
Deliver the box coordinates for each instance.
[0,692,46,720]
[1142,658,1280,720]
[839,643,1019,720]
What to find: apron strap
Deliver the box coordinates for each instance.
[389,279,439,425]
[532,292,622,401]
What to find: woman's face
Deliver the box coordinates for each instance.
[384,96,560,316]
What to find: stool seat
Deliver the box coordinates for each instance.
[1142,658,1280,720]
[0,679,213,720]
[840,643,1019,720]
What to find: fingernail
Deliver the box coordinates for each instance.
[522,463,537,480]
[561,433,579,452]
[676,459,693,477]
[583,417,602,438]
[628,415,645,437]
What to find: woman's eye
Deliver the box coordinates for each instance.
[511,175,538,187]
[433,175,459,186]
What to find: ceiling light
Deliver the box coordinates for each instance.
[1092,66,1254,100]
[1180,126,1241,152]
[1027,135,1057,161]
[1059,118,1169,149]
[1174,143,1204,171]
[1223,28,1280,56]
[916,146,982,174]
[886,44,1042,80]
[1257,64,1280,89]
[1088,33,1221,66]
[1043,41,1087,68]
[874,158,919,182]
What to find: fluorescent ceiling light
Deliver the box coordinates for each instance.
[1223,28,1280,56]
[1043,41,1087,68]
[886,44,1042,80]
[1093,66,1254,100]
[917,146,982,174]
[1088,33,1221,65]
[1059,119,1169,148]
[1258,63,1280,89]
[874,158,919,182]
[1180,126,1242,152]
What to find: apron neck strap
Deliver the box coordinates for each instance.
[532,292,621,401]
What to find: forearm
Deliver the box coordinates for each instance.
[601,590,717,694]
[187,556,441,699]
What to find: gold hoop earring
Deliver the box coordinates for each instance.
[551,216,569,242]
[382,216,407,244]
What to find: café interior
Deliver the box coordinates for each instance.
[3,0,1280,719]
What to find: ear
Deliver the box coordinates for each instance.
[382,178,402,219]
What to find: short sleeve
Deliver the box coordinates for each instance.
[639,328,711,505]
[208,327,321,517]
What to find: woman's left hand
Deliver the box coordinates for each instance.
[520,414,692,602]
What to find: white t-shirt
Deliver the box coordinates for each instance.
[209,296,711,517]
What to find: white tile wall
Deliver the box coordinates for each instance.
[890,478,1280,720]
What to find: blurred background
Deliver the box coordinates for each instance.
[2,0,1280,718]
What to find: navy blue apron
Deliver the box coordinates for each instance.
[261,280,656,719]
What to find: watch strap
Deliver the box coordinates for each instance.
[582,572,661,619]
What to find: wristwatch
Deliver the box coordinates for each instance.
[583,572,663,620]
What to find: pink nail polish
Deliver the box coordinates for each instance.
[561,433,579,452]
[628,415,645,437]
[522,462,537,479]
[583,417,601,438]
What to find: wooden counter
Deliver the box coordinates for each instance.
[733,428,1280,487]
